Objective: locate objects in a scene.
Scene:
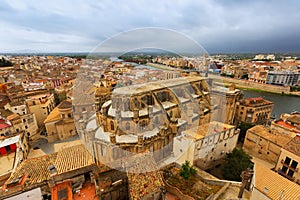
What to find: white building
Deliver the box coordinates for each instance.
[4,102,28,116]
[179,121,239,170]
[254,54,275,61]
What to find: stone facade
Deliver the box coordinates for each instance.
[235,97,274,125]
[0,109,38,141]
[44,100,77,143]
[93,76,212,164]
[26,93,56,127]
[183,121,239,170]
[75,76,213,167]
[243,125,292,164]
[275,135,300,185]
[211,85,243,125]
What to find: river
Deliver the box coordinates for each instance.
[242,90,300,118]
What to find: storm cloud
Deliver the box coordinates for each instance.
[0,0,300,53]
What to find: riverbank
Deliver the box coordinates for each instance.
[146,62,180,71]
[145,62,300,96]
[209,74,300,96]
[213,81,298,96]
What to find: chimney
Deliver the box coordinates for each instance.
[49,164,57,177]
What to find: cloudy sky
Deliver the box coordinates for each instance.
[0,0,300,53]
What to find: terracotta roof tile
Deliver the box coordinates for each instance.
[248,125,292,147]
[8,144,94,187]
[126,154,164,200]
[57,100,72,109]
[44,107,61,123]
[0,109,14,118]
[9,153,58,186]
[254,163,300,200]
[55,144,94,174]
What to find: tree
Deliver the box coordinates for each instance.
[238,122,254,143]
[179,160,197,180]
[221,148,253,181]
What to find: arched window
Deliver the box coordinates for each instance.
[110,121,114,131]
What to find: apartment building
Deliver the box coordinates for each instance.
[243,125,292,164]
[25,93,55,127]
[275,134,300,185]
[266,71,300,86]
[235,97,274,125]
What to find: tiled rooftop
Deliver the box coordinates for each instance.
[55,144,94,174]
[288,115,300,125]
[254,163,300,200]
[275,119,296,129]
[44,107,60,123]
[73,182,97,200]
[57,99,72,110]
[9,153,58,186]
[242,97,273,107]
[0,119,12,130]
[284,135,300,157]
[248,125,292,147]
[28,93,51,100]
[7,144,94,187]
[0,109,14,119]
[183,121,234,140]
[126,154,164,200]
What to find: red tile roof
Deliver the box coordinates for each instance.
[126,154,164,200]
[246,97,264,101]
[0,119,11,130]
[5,144,94,187]
[276,119,295,129]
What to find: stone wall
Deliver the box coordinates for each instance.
[163,179,195,200]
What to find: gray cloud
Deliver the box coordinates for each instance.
[0,0,300,53]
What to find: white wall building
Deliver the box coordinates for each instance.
[179,121,239,170]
